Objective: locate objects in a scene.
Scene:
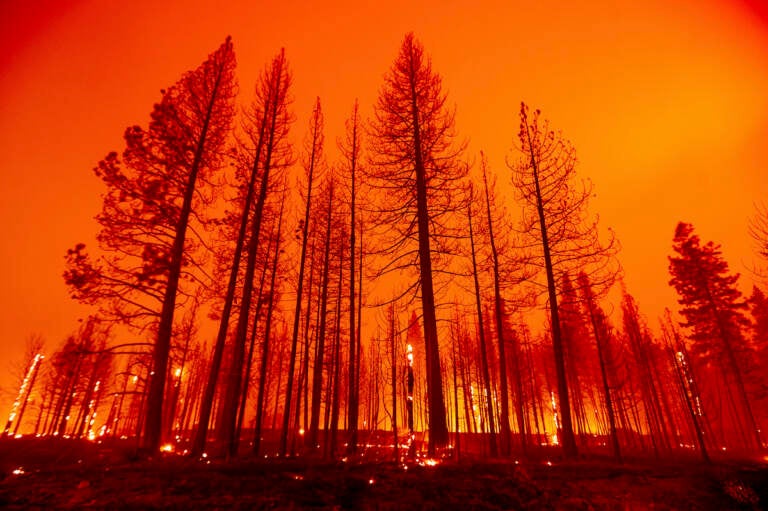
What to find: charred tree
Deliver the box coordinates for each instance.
[281,98,325,456]
[509,103,616,458]
[339,101,363,455]
[467,183,498,456]
[367,33,466,455]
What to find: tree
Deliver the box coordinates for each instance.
[478,154,528,455]
[339,100,363,454]
[281,97,325,456]
[252,188,287,455]
[467,183,497,456]
[508,103,616,458]
[65,38,237,452]
[749,203,768,277]
[367,32,466,455]
[577,272,621,462]
[621,289,672,456]
[3,335,45,435]
[217,49,292,457]
[141,38,237,452]
[660,311,711,462]
[669,221,762,449]
[308,176,336,449]
[193,48,291,456]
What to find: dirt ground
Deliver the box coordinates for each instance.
[0,437,766,510]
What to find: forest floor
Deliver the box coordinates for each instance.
[0,437,766,510]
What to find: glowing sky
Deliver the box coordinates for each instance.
[1,0,766,413]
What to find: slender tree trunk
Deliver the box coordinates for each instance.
[480,167,513,456]
[330,280,344,458]
[57,354,83,437]
[252,194,285,455]
[193,103,267,457]
[468,189,498,456]
[302,235,319,437]
[390,305,399,463]
[582,296,621,462]
[309,183,334,449]
[451,327,461,460]
[508,330,528,453]
[12,355,43,436]
[219,102,282,457]
[145,56,229,453]
[346,102,360,455]
[236,220,276,441]
[353,218,364,451]
[666,324,710,463]
[329,241,345,458]
[281,99,322,456]
[522,120,578,458]
[408,70,448,455]
[271,338,286,431]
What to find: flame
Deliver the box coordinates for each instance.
[12,468,24,475]
[160,443,174,453]
[4,353,43,434]
[550,391,560,446]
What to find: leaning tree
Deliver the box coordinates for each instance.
[65,38,237,452]
[669,221,762,449]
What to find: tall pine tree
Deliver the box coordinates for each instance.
[669,222,762,449]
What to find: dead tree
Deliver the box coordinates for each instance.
[281,97,325,456]
[509,103,616,458]
[367,33,467,455]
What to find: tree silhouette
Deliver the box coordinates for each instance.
[478,154,530,455]
[252,188,287,455]
[367,32,466,455]
[3,334,45,436]
[338,100,363,454]
[308,176,336,449]
[669,221,762,449]
[466,183,497,456]
[217,49,292,458]
[65,38,237,452]
[193,48,291,457]
[281,97,325,456]
[509,103,616,458]
[577,272,621,462]
[140,37,237,452]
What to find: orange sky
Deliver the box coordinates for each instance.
[1,0,767,415]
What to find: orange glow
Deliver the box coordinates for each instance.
[1,0,767,421]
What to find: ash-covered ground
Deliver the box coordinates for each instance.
[0,437,766,510]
